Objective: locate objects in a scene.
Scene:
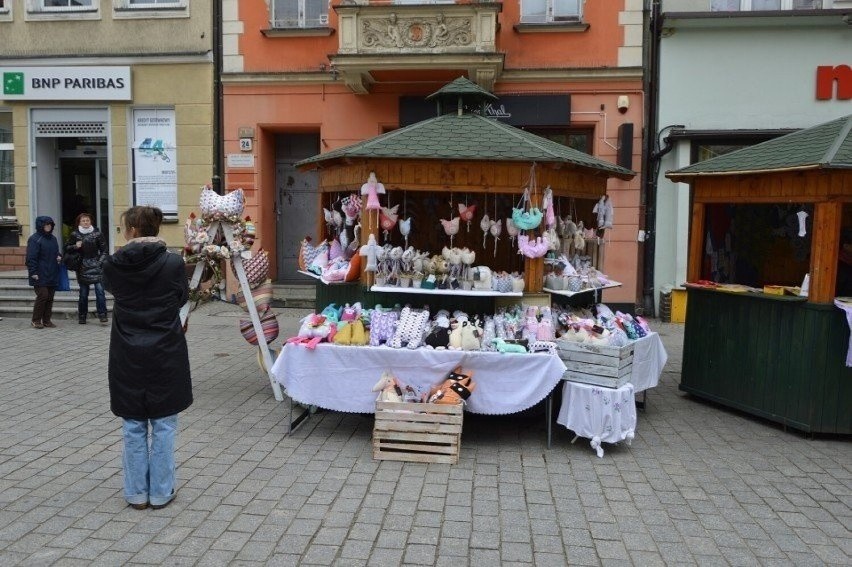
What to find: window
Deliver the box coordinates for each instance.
[272,0,329,28]
[521,0,581,23]
[35,0,94,10]
[527,128,594,155]
[124,0,185,7]
[0,1,7,11]
[711,0,826,10]
[113,0,187,19]
[0,112,14,218]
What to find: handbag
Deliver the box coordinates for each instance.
[239,308,279,346]
[57,264,71,292]
[62,250,81,272]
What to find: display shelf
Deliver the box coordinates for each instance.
[544,281,622,297]
[370,285,522,297]
[297,270,357,285]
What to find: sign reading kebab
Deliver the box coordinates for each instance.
[0,67,131,100]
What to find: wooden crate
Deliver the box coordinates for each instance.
[373,399,463,464]
[557,340,635,388]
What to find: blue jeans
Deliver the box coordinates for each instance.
[78,281,107,319]
[122,415,178,507]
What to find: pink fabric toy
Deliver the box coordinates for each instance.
[361,172,385,211]
[458,203,477,232]
[518,234,550,258]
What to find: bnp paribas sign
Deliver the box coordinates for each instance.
[0,66,131,101]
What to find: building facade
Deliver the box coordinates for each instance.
[0,0,214,265]
[651,0,852,309]
[222,0,645,306]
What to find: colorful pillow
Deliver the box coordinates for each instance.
[199,187,245,220]
[299,238,328,271]
[239,309,279,345]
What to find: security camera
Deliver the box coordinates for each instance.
[617,96,630,114]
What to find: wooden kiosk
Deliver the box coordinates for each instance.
[667,115,852,434]
[296,78,634,310]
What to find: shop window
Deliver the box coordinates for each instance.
[0,112,14,218]
[113,0,187,18]
[702,203,812,288]
[520,0,582,24]
[526,128,594,155]
[272,0,328,29]
[711,0,826,10]
[31,0,95,11]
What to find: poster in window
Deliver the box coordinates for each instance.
[132,108,177,216]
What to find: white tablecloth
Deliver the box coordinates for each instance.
[271,343,567,415]
[630,332,668,392]
[556,381,637,457]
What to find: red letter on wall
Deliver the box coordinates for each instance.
[816,65,852,100]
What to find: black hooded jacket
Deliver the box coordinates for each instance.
[26,216,60,287]
[102,238,192,419]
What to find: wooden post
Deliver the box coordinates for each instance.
[809,201,842,303]
[687,201,705,283]
[359,192,380,288]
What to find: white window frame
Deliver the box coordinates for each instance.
[113,0,188,20]
[0,110,15,220]
[271,0,330,29]
[26,0,101,21]
[711,0,829,10]
[0,0,12,23]
[520,0,583,24]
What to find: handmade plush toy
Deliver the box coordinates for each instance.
[521,306,539,343]
[287,314,334,349]
[492,338,528,354]
[593,195,614,230]
[537,306,555,341]
[506,217,519,246]
[361,172,385,211]
[542,186,556,228]
[528,340,558,356]
[299,237,328,271]
[380,205,399,240]
[389,306,430,349]
[399,217,411,247]
[369,309,399,347]
[372,371,403,403]
[459,319,482,351]
[471,266,492,291]
[440,216,460,247]
[428,368,476,405]
[341,193,362,225]
[458,203,477,232]
[424,313,451,349]
[480,213,491,249]
[359,233,379,272]
[518,234,550,259]
[489,218,502,256]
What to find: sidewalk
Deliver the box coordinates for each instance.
[0,300,848,565]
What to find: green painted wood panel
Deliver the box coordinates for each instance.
[682,288,852,434]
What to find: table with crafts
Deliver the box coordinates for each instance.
[271,343,567,431]
[556,332,668,456]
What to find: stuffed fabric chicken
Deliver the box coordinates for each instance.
[593,196,614,230]
[399,217,411,247]
[441,216,460,247]
[380,205,399,240]
[458,203,477,232]
[480,213,491,249]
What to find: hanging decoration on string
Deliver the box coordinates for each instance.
[480,192,491,250]
[458,196,477,233]
[489,196,502,257]
[399,191,411,247]
[441,192,460,247]
[360,172,385,232]
[512,165,543,231]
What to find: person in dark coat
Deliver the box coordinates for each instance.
[102,206,192,510]
[25,215,62,329]
[65,212,108,324]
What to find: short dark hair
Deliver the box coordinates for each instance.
[121,206,163,237]
[74,213,93,227]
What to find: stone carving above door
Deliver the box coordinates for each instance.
[361,13,472,51]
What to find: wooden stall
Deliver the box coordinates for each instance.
[296,78,634,308]
[667,115,852,434]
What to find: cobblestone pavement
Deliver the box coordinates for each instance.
[0,301,849,566]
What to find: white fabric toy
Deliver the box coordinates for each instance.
[359,233,379,272]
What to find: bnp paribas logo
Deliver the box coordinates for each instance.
[3,72,24,95]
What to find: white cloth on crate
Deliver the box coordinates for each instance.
[271,343,566,415]
[556,381,637,457]
[833,299,852,367]
[629,332,668,392]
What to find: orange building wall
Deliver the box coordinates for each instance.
[226,0,642,305]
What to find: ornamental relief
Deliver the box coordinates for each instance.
[361,14,473,50]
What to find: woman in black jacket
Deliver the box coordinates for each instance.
[65,213,108,324]
[25,215,62,329]
[102,206,192,510]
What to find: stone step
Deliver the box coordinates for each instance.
[271,284,315,310]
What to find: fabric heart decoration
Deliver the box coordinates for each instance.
[234,249,270,288]
[199,187,245,220]
[236,281,273,312]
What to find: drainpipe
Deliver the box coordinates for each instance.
[641,0,662,315]
[212,0,224,194]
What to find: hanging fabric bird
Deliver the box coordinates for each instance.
[489,218,503,257]
[323,208,335,236]
[480,213,491,249]
[506,217,519,247]
[543,186,556,229]
[379,204,399,241]
[441,216,460,248]
[458,203,477,232]
[399,217,411,247]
